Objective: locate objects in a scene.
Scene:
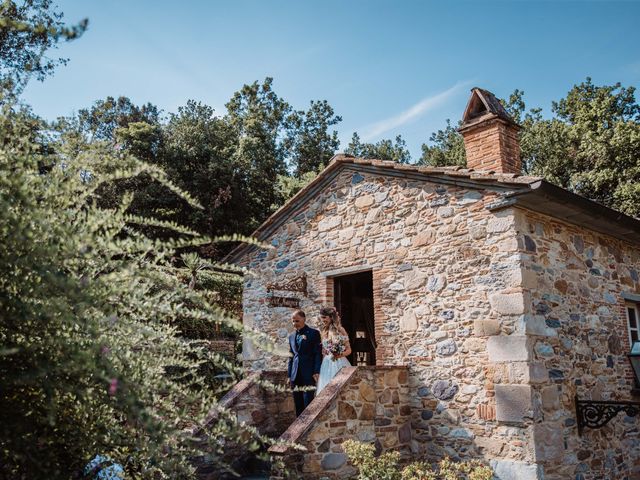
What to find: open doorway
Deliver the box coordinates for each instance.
[333,271,376,366]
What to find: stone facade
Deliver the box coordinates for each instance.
[270,366,411,479]
[237,165,540,476]
[231,158,640,479]
[514,209,640,479]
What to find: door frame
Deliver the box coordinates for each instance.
[323,265,389,365]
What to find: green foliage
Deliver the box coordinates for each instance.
[342,440,401,480]
[346,132,412,163]
[115,121,163,162]
[159,99,238,240]
[59,79,342,249]
[419,119,466,167]
[78,96,161,143]
[224,77,296,229]
[0,106,273,478]
[0,0,87,94]
[342,440,493,480]
[421,79,640,217]
[545,78,640,215]
[175,252,243,334]
[284,99,341,177]
[274,169,320,205]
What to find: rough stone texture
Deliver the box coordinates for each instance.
[237,169,534,475]
[194,371,294,479]
[494,384,532,424]
[431,379,459,400]
[474,319,501,336]
[540,385,559,412]
[400,308,418,332]
[320,453,347,470]
[532,423,564,462]
[518,208,640,479]
[234,165,640,479]
[489,292,526,315]
[487,335,531,362]
[271,366,411,480]
[490,459,543,480]
[516,314,557,337]
[435,338,457,356]
[208,370,294,437]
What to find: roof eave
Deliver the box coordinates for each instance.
[492,180,640,245]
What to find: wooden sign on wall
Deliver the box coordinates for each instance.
[268,296,301,308]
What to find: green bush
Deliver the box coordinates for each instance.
[342,440,401,480]
[342,440,493,480]
[0,107,270,478]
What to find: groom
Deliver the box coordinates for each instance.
[288,310,322,417]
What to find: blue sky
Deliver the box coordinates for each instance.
[22,0,640,160]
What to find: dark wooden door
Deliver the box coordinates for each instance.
[334,271,376,366]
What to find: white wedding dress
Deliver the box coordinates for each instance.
[316,335,351,394]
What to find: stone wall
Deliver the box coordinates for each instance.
[216,370,295,438]
[270,366,411,479]
[239,167,541,476]
[515,208,640,480]
[237,165,640,479]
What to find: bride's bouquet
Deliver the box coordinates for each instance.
[322,336,347,360]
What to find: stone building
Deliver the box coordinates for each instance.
[218,88,640,479]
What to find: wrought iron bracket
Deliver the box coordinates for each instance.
[266,273,307,296]
[575,396,640,435]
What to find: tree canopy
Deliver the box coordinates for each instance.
[345,132,412,164]
[59,78,343,252]
[284,99,341,177]
[0,6,279,477]
[0,0,87,95]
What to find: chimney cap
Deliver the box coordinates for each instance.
[459,87,519,132]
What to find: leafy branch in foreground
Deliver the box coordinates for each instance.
[0,106,284,478]
[0,0,88,96]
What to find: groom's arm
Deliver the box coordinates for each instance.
[287,336,293,380]
[313,330,322,376]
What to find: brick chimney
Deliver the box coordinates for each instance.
[458,88,521,174]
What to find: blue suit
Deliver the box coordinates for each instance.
[288,325,322,416]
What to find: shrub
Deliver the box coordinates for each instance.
[342,440,401,480]
[0,107,271,478]
[342,440,493,480]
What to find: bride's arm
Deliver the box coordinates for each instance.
[337,327,352,358]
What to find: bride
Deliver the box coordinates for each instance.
[316,306,352,394]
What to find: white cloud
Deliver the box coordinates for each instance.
[360,81,471,141]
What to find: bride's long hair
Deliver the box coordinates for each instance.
[319,306,342,339]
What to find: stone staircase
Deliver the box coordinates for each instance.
[269,366,411,479]
[193,370,295,480]
[195,366,412,480]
